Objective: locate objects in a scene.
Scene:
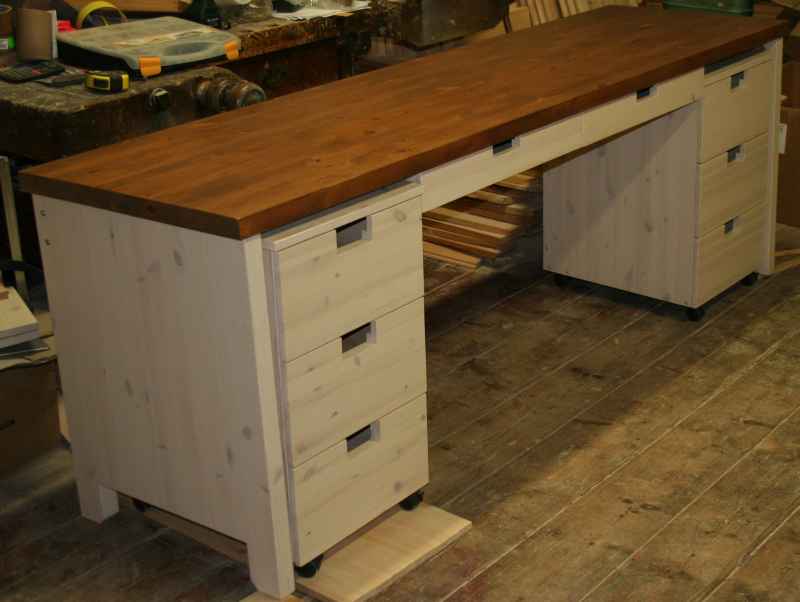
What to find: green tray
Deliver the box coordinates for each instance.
[663,0,753,16]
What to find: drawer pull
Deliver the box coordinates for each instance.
[492,138,515,155]
[730,71,745,89]
[636,85,655,100]
[341,322,374,353]
[727,145,743,163]
[346,423,376,452]
[724,218,736,234]
[336,217,369,248]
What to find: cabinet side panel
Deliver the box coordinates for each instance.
[544,104,699,306]
[33,198,294,597]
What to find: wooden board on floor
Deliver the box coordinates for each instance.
[295,504,471,602]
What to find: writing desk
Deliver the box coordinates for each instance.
[20,8,790,599]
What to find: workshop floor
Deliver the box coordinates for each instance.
[4,227,800,602]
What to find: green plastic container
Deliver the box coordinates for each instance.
[663,0,753,16]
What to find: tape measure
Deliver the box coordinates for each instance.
[85,70,129,93]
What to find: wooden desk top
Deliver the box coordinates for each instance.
[21,8,791,239]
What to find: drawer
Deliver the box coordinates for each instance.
[694,202,765,306]
[697,132,768,237]
[699,59,772,162]
[289,394,429,564]
[267,195,424,361]
[283,298,427,466]
[420,115,584,212]
[583,68,702,143]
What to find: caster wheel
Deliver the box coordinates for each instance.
[132,498,151,513]
[741,272,758,287]
[553,273,571,288]
[399,490,424,511]
[686,307,705,322]
[295,555,323,579]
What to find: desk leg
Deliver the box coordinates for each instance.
[0,156,28,300]
[762,38,784,275]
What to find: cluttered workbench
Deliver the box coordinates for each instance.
[0,0,372,300]
[0,9,370,162]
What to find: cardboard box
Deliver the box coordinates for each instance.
[0,361,60,476]
[779,62,800,227]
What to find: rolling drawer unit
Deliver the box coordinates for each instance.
[262,182,429,566]
[544,43,780,318]
[20,9,789,600]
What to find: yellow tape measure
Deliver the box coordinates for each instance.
[85,70,129,93]
[75,0,126,28]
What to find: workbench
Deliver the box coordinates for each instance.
[0,9,368,301]
[20,7,790,600]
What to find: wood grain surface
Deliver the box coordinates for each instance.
[20,8,790,239]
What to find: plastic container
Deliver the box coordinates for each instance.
[663,0,753,16]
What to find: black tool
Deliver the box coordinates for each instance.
[37,70,86,88]
[0,61,65,83]
[272,0,304,11]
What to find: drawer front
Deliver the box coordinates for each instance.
[697,132,768,236]
[273,197,424,361]
[700,60,772,162]
[420,116,584,212]
[583,69,702,144]
[694,203,765,306]
[284,298,427,466]
[289,394,429,564]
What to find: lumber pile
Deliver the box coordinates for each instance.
[422,170,542,269]
[469,0,642,42]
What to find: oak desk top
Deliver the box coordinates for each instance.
[21,7,791,239]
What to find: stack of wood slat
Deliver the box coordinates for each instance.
[422,170,542,269]
[469,0,642,42]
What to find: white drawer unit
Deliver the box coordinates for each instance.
[283,298,427,466]
[693,203,766,307]
[583,68,703,143]
[264,182,425,362]
[288,394,430,565]
[699,58,772,162]
[545,38,781,321]
[697,132,768,237]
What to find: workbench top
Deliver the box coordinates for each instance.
[21,7,791,239]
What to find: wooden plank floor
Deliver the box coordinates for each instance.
[4,226,800,602]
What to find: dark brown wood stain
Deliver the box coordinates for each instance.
[20,8,790,238]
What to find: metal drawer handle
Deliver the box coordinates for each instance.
[346,423,377,452]
[636,85,655,101]
[727,145,743,163]
[493,138,516,155]
[341,322,374,353]
[724,218,737,234]
[336,216,369,248]
[730,71,745,89]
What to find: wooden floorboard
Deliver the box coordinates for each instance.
[4,230,800,601]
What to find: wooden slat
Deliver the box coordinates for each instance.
[497,173,542,192]
[445,199,540,226]
[423,242,481,269]
[425,208,521,237]
[422,233,502,258]
[466,189,514,206]
[422,222,512,250]
[296,504,471,602]
[20,10,790,238]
